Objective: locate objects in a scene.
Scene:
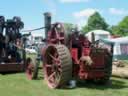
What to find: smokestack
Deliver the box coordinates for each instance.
[44,12,51,39]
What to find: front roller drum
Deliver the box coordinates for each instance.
[43,45,72,88]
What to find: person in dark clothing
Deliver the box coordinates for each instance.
[0,16,5,34]
[0,33,5,62]
[71,30,82,58]
[72,31,80,47]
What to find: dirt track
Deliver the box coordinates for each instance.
[112,62,128,78]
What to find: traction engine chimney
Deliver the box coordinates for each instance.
[44,12,51,39]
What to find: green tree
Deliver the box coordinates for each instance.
[118,16,128,36]
[109,26,119,35]
[82,12,108,34]
[110,16,128,36]
[63,23,75,34]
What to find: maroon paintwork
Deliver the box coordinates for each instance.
[42,22,112,85]
[0,63,24,72]
[72,48,109,80]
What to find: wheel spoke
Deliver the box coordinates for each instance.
[45,64,53,68]
[49,54,57,61]
[57,62,61,66]
[28,64,34,72]
[58,67,62,72]
[54,72,60,84]
[48,72,56,81]
[49,53,60,64]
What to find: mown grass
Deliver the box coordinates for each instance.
[0,54,127,96]
[0,72,128,96]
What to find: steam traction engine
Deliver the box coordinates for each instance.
[0,16,26,72]
[43,13,114,88]
[26,12,113,89]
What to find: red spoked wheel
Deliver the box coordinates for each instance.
[43,45,72,88]
[26,58,39,80]
[26,62,34,80]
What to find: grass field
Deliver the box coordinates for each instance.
[0,72,128,96]
[0,54,127,96]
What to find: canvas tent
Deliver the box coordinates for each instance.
[85,30,111,42]
[100,36,128,60]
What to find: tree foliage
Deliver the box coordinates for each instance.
[63,23,75,34]
[82,12,108,34]
[110,16,128,36]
